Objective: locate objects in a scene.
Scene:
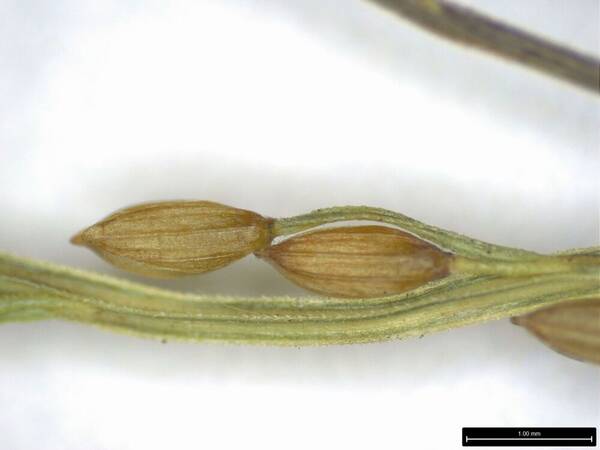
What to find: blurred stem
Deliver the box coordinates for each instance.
[366,0,600,94]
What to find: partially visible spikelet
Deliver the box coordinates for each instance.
[71,201,272,278]
[512,299,600,365]
[256,225,452,298]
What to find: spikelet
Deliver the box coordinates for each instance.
[512,299,600,365]
[71,201,272,278]
[256,225,452,298]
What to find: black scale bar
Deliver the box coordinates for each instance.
[463,427,596,447]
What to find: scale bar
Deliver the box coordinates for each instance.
[467,437,593,441]
[462,427,596,447]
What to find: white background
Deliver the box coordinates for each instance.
[1,1,598,449]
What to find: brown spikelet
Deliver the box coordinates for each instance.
[256,225,452,298]
[71,201,272,278]
[512,299,600,365]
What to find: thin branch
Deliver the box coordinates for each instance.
[271,205,540,260]
[367,0,600,93]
